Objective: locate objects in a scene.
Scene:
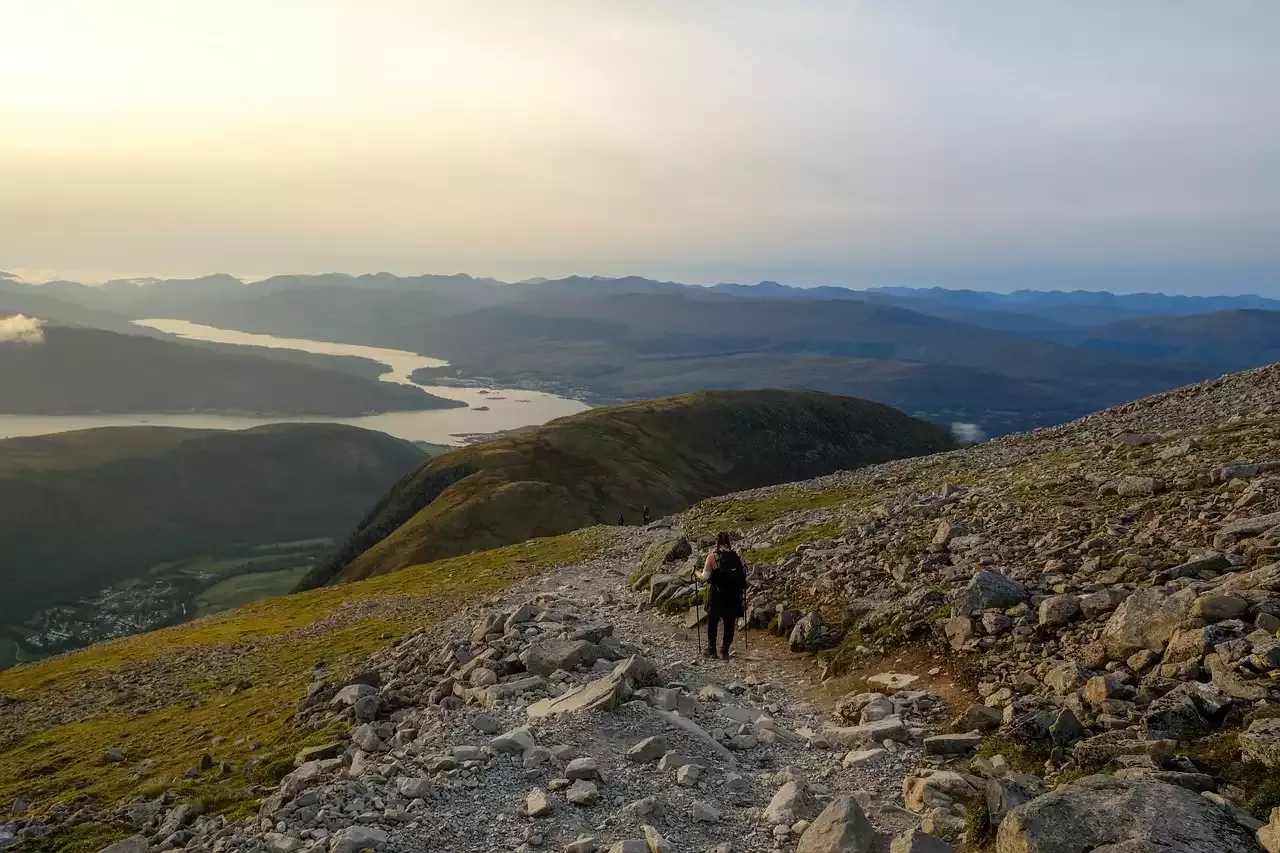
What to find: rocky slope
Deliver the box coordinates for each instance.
[299,390,952,589]
[5,364,1280,853]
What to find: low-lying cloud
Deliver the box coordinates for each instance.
[951,422,986,445]
[0,314,46,344]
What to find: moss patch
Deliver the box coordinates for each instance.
[746,520,844,565]
[685,489,858,539]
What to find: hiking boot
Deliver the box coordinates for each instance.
[721,649,732,660]
[703,647,717,659]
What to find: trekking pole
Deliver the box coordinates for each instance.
[693,577,702,654]
[740,586,749,655]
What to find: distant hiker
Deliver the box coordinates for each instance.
[642,506,651,525]
[697,531,747,659]
[618,514,625,526]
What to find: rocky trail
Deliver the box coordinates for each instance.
[44,530,981,853]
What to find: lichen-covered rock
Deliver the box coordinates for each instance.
[1100,587,1196,660]
[953,570,1029,617]
[1240,718,1280,768]
[995,775,1261,852]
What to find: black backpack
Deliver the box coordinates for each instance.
[712,549,745,593]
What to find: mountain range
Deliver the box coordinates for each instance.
[4,271,1279,433]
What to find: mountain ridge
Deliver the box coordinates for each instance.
[299,388,954,589]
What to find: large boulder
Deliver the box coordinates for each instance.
[764,780,820,825]
[790,612,825,652]
[954,570,1029,617]
[995,775,1262,852]
[527,656,655,718]
[520,640,602,676]
[795,794,875,853]
[1100,587,1195,660]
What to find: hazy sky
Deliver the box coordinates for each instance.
[1,1,1277,291]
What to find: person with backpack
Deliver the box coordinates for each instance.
[697,531,747,659]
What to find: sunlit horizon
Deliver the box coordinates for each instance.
[2,1,1277,293]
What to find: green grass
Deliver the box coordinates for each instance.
[684,488,860,539]
[193,566,316,618]
[0,529,604,814]
[746,520,844,564]
[11,822,130,853]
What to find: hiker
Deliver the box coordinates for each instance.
[618,514,625,526]
[697,531,747,659]
[642,506,651,525]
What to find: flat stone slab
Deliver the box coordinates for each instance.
[867,672,920,691]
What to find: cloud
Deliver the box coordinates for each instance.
[951,422,986,445]
[0,314,46,343]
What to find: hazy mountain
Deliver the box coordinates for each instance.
[872,286,1280,326]
[1060,309,1280,371]
[299,389,953,588]
[402,292,1210,432]
[0,322,463,415]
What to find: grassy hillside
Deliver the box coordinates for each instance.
[0,424,425,660]
[300,389,953,588]
[0,530,603,819]
[0,324,462,416]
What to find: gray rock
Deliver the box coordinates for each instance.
[351,694,380,722]
[944,615,975,650]
[764,781,820,825]
[954,703,1002,733]
[521,640,602,676]
[1037,595,1081,627]
[626,735,668,763]
[102,747,126,764]
[527,656,654,718]
[1144,688,1210,741]
[995,774,1259,852]
[1114,475,1164,497]
[691,801,721,822]
[889,829,955,853]
[157,803,203,838]
[1215,511,1280,548]
[795,794,874,853]
[924,731,982,756]
[790,612,824,652]
[565,757,601,782]
[1100,587,1195,660]
[1043,661,1087,695]
[490,726,537,754]
[825,716,908,747]
[1194,594,1250,622]
[566,779,600,806]
[607,842,647,853]
[328,826,388,853]
[1241,718,1280,768]
[986,777,1035,826]
[525,788,552,818]
[954,570,1029,618]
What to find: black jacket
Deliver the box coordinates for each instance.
[705,549,746,616]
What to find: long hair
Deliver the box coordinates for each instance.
[715,531,732,550]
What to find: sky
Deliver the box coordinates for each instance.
[1,1,1277,292]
